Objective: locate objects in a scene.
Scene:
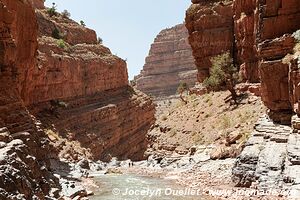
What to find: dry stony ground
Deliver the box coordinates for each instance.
[148,91,266,156]
[138,91,292,200]
[41,90,290,200]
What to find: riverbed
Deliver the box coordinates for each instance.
[90,173,208,200]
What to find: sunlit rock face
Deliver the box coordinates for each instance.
[256,0,300,117]
[0,0,57,198]
[185,0,300,119]
[136,24,198,97]
[28,6,156,161]
[185,0,234,82]
[0,0,156,198]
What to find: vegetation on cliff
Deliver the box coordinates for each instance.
[203,52,239,103]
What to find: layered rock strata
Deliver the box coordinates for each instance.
[256,0,300,119]
[136,24,197,97]
[0,0,155,198]
[186,0,300,120]
[185,0,234,82]
[233,0,259,82]
[29,8,155,161]
[232,115,300,197]
[0,0,57,198]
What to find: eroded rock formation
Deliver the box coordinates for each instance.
[0,0,57,198]
[185,0,300,120]
[185,0,300,191]
[0,0,155,198]
[233,0,259,82]
[229,0,300,191]
[29,7,155,161]
[256,0,300,120]
[135,24,197,97]
[185,0,234,82]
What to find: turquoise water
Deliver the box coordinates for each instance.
[90,174,205,200]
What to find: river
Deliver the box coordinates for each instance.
[90,173,206,200]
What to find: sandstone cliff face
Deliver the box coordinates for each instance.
[229,0,300,189]
[0,0,155,198]
[0,0,56,198]
[256,0,300,118]
[29,0,44,9]
[185,0,234,82]
[185,0,300,119]
[29,9,155,161]
[233,0,259,82]
[135,24,197,97]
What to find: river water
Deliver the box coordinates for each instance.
[90,173,206,200]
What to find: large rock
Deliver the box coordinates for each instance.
[232,116,296,190]
[185,0,234,82]
[135,24,197,97]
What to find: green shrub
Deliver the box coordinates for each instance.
[177,82,188,94]
[203,52,239,103]
[57,39,67,49]
[80,20,86,27]
[62,10,71,18]
[47,3,57,17]
[97,37,103,44]
[177,82,189,104]
[52,27,62,39]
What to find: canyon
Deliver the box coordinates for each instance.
[135,24,198,97]
[1,0,300,199]
[185,0,300,195]
[32,7,156,162]
[0,0,155,199]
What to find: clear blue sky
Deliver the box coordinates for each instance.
[45,0,191,80]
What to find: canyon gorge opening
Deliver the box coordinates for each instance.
[1,0,300,199]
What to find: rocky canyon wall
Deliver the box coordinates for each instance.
[185,0,234,82]
[0,0,57,198]
[233,0,259,82]
[256,0,300,120]
[135,24,197,97]
[28,7,155,161]
[185,0,300,121]
[0,1,155,198]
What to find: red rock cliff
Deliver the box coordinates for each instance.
[0,0,56,198]
[185,0,300,120]
[256,0,300,121]
[135,24,197,97]
[233,0,260,82]
[0,1,155,198]
[185,0,234,82]
[27,8,155,161]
